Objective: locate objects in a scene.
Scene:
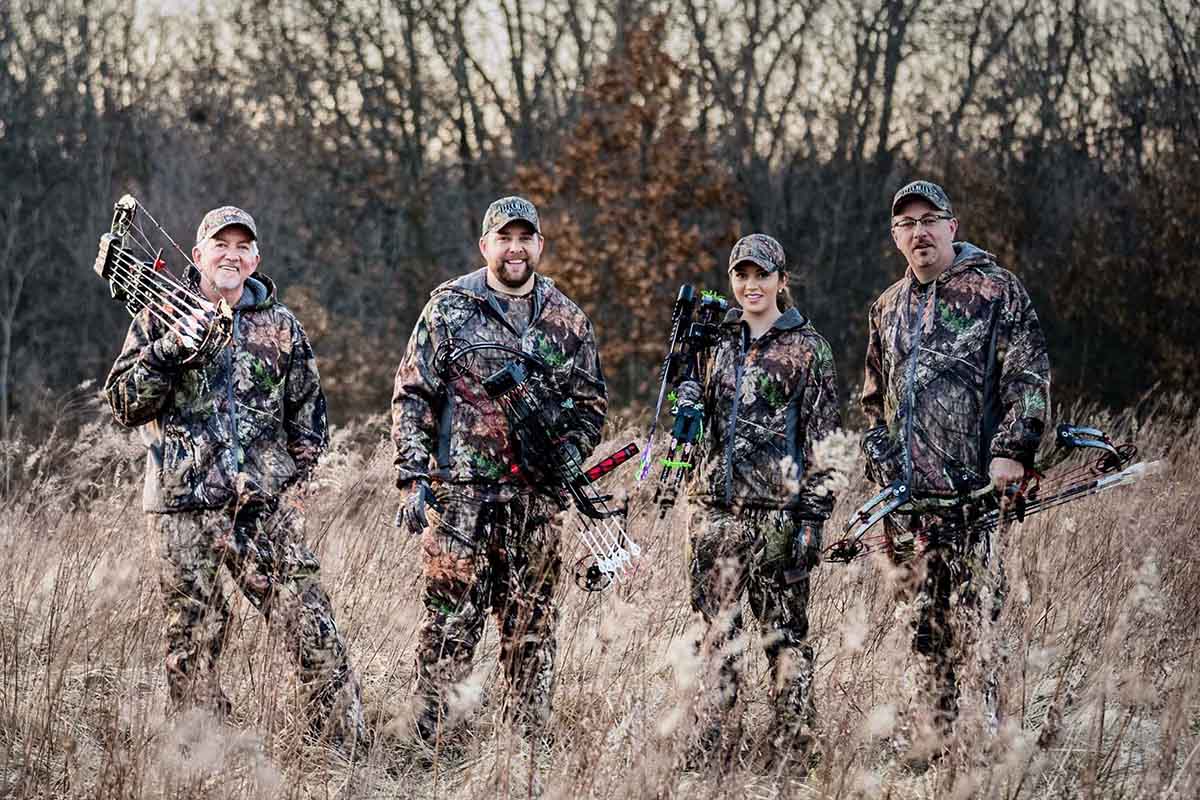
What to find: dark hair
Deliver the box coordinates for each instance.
[776,272,793,311]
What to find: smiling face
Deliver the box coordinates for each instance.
[192,225,260,304]
[479,220,543,292]
[891,197,958,282]
[730,260,786,318]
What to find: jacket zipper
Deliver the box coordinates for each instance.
[901,283,930,485]
[227,308,243,470]
[723,324,750,505]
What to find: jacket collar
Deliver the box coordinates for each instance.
[439,266,555,327]
[722,305,808,333]
[905,240,996,288]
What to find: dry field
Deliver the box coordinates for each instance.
[2,391,1198,799]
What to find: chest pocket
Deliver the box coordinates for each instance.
[233,346,287,441]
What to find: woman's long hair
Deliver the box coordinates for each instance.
[776,272,794,311]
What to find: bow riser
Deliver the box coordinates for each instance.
[827,424,1156,564]
[640,284,728,512]
[826,458,1163,563]
[94,195,233,362]
[436,339,642,592]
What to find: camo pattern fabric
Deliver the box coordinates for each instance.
[888,512,1005,733]
[412,488,563,740]
[861,242,1051,496]
[391,268,607,493]
[692,307,841,517]
[154,503,367,749]
[688,503,817,748]
[105,274,327,512]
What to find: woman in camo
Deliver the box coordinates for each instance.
[674,233,841,772]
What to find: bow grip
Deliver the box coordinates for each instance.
[93,233,121,282]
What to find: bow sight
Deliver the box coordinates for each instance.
[825,423,1161,563]
[435,339,640,592]
[93,195,232,365]
[639,284,729,516]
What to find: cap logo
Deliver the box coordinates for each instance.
[482,195,540,235]
[892,180,952,215]
[494,199,530,217]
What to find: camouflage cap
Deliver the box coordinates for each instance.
[196,206,258,244]
[891,180,953,216]
[728,233,786,274]
[481,196,540,237]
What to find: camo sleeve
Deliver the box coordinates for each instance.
[565,318,608,459]
[282,317,329,481]
[794,336,842,522]
[391,304,444,487]
[103,310,178,428]
[859,298,897,482]
[989,275,1051,467]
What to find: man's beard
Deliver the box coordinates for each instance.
[494,258,534,289]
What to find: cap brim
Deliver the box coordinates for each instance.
[728,256,779,274]
[204,221,257,242]
[486,216,539,236]
[891,192,950,216]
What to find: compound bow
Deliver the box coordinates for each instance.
[434,338,640,592]
[638,284,729,516]
[92,194,231,363]
[825,423,1162,563]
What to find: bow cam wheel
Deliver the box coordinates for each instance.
[573,555,613,592]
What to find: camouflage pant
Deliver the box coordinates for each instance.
[889,513,1005,733]
[152,504,367,749]
[688,504,816,748]
[413,490,562,741]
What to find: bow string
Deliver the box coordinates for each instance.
[93,195,232,364]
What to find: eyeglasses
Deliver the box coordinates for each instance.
[890,213,953,232]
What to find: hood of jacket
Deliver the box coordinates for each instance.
[184,267,278,312]
[721,306,809,335]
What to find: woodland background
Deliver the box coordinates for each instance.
[2,0,1199,441]
[3,3,1200,798]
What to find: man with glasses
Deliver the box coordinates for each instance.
[860,181,1050,755]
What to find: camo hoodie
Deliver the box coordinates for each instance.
[391,268,607,492]
[105,274,327,512]
[691,307,841,519]
[861,242,1051,497]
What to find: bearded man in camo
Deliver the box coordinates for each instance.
[861,180,1051,741]
[104,206,366,754]
[675,233,841,769]
[391,196,607,743]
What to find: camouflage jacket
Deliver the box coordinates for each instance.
[391,268,607,494]
[861,242,1051,497]
[691,308,841,519]
[105,274,328,513]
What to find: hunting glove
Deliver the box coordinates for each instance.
[783,519,823,585]
[674,379,703,409]
[796,520,823,569]
[395,479,436,535]
[146,330,215,371]
[557,440,583,470]
[862,423,903,486]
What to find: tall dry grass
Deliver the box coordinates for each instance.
[2,391,1198,799]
